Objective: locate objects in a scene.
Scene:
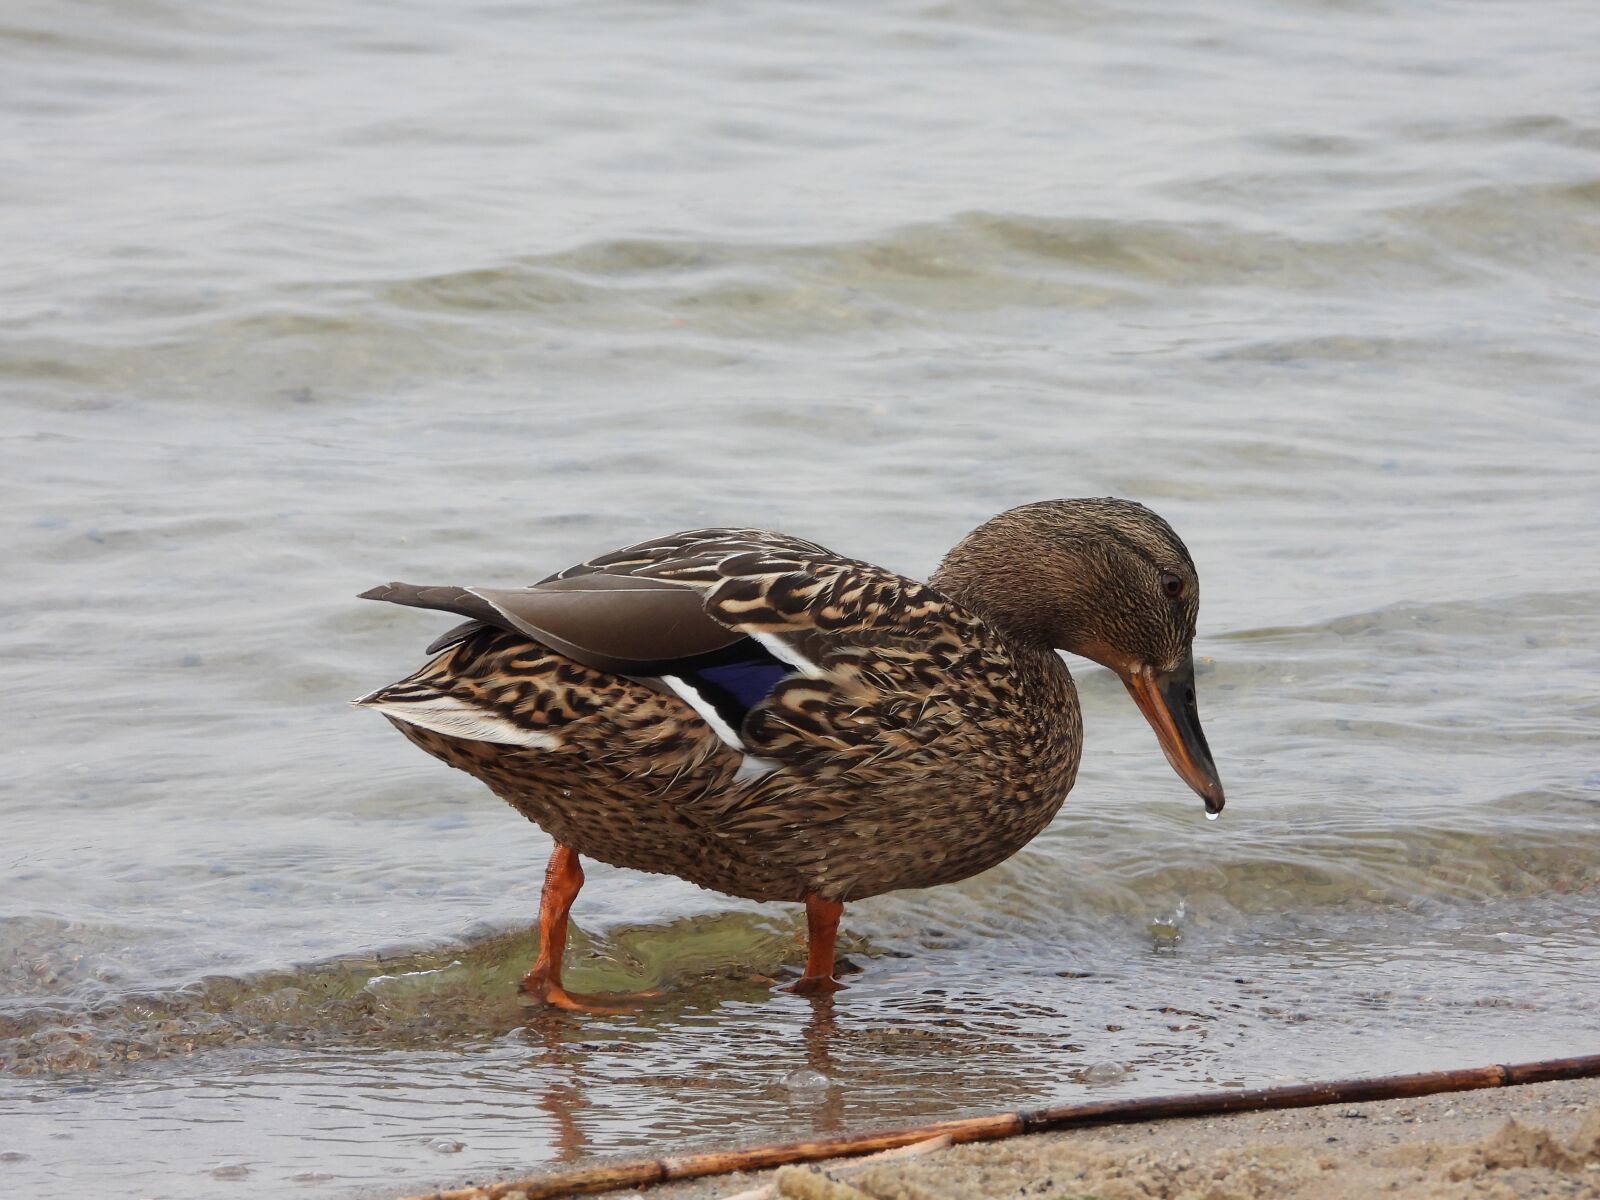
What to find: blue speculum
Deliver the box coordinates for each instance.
[681,650,792,732]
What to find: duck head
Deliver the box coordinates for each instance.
[932,498,1225,816]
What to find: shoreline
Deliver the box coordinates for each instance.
[644,1075,1600,1200]
[419,1073,1600,1200]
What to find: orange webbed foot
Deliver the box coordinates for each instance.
[779,973,847,995]
[781,894,849,996]
[518,973,663,1014]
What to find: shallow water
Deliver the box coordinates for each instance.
[4,0,1600,1195]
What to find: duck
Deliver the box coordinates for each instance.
[354,498,1224,1009]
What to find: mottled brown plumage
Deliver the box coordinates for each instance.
[355,499,1225,1004]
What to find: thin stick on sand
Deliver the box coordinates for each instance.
[399,1052,1600,1200]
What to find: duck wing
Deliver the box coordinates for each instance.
[552,528,1032,775]
[357,574,745,676]
[360,529,1015,758]
[358,529,898,756]
[366,528,834,657]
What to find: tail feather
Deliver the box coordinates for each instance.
[356,582,558,748]
[358,582,501,625]
[352,677,558,750]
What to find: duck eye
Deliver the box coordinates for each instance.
[1159,570,1184,599]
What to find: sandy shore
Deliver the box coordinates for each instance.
[633,1076,1600,1200]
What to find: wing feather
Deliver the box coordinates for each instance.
[578,533,1023,780]
[364,531,1011,770]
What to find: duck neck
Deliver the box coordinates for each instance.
[930,544,1060,654]
[930,510,1118,662]
[933,536,1083,795]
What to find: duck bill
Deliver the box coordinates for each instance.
[1122,658,1225,815]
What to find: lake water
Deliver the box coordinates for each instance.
[3,0,1599,1196]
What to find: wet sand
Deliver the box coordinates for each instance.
[631,1076,1600,1200]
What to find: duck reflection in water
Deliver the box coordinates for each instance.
[520,990,849,1164]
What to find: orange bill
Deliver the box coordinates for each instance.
[1122,656,1225,815]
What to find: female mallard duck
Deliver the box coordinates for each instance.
[356,498,1224,1008]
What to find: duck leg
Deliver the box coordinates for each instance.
[518,844,657,1012]
[518,844,584,1007]
[781,893,847,994]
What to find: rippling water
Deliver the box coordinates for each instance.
[4,0,1599,1195]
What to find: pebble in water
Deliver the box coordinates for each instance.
[209,1164,250,1180]
[782,1067,830,1093]
[1148,900,1186,952]
[0,1151,30,1163]
[1083,1062,1128,1084]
